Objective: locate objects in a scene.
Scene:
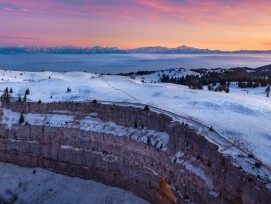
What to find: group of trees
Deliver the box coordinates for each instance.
[3,88,27,124]
[237,78,270,88]
[18,88,30,102]
[208,82,230,93]
[160,74,204,89]
[159,68,271,96]
[1,87,12,103]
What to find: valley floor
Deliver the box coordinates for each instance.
[0,162,149,204]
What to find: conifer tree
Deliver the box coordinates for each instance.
[25,88,30,95]
[18,95,22,102]
[19,113,24,124]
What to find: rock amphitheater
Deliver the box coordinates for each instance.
[0,98,271,203]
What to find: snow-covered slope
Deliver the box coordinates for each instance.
[0,162,149,204]
[0,69,271,169]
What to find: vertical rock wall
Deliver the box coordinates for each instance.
[0,102,270,204]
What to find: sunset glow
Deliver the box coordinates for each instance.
[0,0,271,50]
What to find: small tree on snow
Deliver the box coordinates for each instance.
[19,113,24,124]
[18,95,22,102]
[67,87,71,93]
[25,88,30,95]
[265,84,270,97]
[23,94,27,102]
[147,137,151,145]
[144,105,150,111]
[225,87,230,93]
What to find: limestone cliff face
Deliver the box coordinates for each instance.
[0,102,270,204]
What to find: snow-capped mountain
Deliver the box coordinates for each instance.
[0,45,270,54]
[128,45,224,53]
[0,46,125,54]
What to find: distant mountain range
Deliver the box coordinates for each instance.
[0,45,271,54]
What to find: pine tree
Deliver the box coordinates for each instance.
[265,84,270,97]
[18,95,22,102]
[208,84,213,91]
[25,88,30,95]
[19,113,24,124]
[23,94,27,102]
[147,137,151,145]
[225,87,230,93]
[144,105,150,111]
[9,88,13,93]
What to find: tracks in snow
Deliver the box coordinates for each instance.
[99,77,141,103]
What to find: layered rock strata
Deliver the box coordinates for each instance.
[0,101,270,204]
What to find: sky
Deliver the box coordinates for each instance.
[0,0,271,50]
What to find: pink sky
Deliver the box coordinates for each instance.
[0,0,271,50]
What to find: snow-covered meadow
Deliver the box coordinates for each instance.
[0,69,271,168]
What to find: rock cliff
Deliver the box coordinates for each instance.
[0,101,270,203]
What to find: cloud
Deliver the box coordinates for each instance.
[263,42,271,45]
[0,33,38,40]
[199,42,240,44]
[132,0,271,25]
[4,7,13,11]
[0,0,270,26]
[21,8,33,13]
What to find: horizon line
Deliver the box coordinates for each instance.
[1,44,271,52]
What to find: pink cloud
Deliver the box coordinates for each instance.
[4,7,13,11]
[22,8,33,13]
[0,32,38,40]
[0,0,270,26]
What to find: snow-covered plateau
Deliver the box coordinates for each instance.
[1,69,270,166]
[0,68,271,202]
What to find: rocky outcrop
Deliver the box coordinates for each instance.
[0,101,270,203]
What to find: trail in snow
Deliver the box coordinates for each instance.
[100,76,141,102]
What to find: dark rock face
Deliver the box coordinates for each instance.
[0,102,270,204]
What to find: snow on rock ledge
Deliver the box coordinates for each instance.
[2,108,169,152]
